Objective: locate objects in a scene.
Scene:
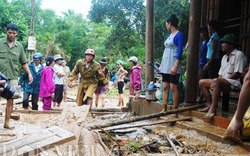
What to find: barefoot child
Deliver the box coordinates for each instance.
[116,60,128,106]
[39,56,55,110]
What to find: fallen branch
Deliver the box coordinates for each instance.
[165,132,180,156]
[88,104,205,130]
[101,117,192,132]
[136,141,156,151]
[95,125,120,150]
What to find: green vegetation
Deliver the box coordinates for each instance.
[0,0,190,81]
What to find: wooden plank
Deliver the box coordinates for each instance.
[91,108,122,112]
[13,109,62,114]
[88,104,206,130]
[0,126,75,156]
[57,105,90,143]
[55,105,90,155]
[10,113,20,120]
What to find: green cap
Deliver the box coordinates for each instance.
[220,34,239,46]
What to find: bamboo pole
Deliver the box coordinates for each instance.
[88,104,205,130]
[101,117,192,132]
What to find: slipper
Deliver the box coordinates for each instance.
[204,112,215,119]
[198,106,210,112]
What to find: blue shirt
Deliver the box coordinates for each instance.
[206,32,220,59]
[166,32,184,60]
[160,31,184,74]
[200,40,208,68]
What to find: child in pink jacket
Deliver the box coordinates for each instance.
[128,56,142,95]
[39,56,55,110]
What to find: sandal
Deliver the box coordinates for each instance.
[204,112,215,119]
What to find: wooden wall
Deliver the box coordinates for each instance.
[204,0,250,60]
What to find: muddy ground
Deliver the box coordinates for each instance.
[0,86,249,155]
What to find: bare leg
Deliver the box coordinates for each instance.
[95,94,99,107]
[4,99,14,129]
[117,94,121,106]
[162,82,170,112]
[199,79,213,107]
[87,98,93,111]
[53,102,56,107]
[100,94,105,107]
[170,83,179,109]
[118,94,124,106]
[121,94,124,106]
[207,78,231,116]
[63,92,67,102]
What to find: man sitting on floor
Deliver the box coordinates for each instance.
[199,34,248,118]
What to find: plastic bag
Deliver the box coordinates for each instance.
[224,106,250,140]
[146,81,156,91]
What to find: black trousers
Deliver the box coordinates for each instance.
[53,84,64,104]
[23,92,39,110]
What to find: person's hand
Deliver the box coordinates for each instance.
[0,80,6,93]
[28,74,33,84]
[51,93,55,98]
[18,85,22,90]
[232,119,244,145]
[170,66,177,75]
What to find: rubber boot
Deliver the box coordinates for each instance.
[4,116,14,129]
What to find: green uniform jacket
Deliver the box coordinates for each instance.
[69,59,108,106]
[0,38,27,80]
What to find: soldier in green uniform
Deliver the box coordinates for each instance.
[68,49,109,109]
[0,23,33,129]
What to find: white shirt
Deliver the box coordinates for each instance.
[53,64,65,85]
[219,49,247,89]
[35,64,41,72]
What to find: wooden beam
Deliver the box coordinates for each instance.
[145,0,155,87]
[101,117,192,131]
[185,0,202,103]
[88,104,205,130]
[13,109,62,114]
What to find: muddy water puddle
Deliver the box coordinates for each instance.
[85,113,247,155]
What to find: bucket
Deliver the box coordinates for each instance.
[146,90,156,101]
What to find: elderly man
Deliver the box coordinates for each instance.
[0,23,33,129]
[199,34,247,118]
[18,52,43,110]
